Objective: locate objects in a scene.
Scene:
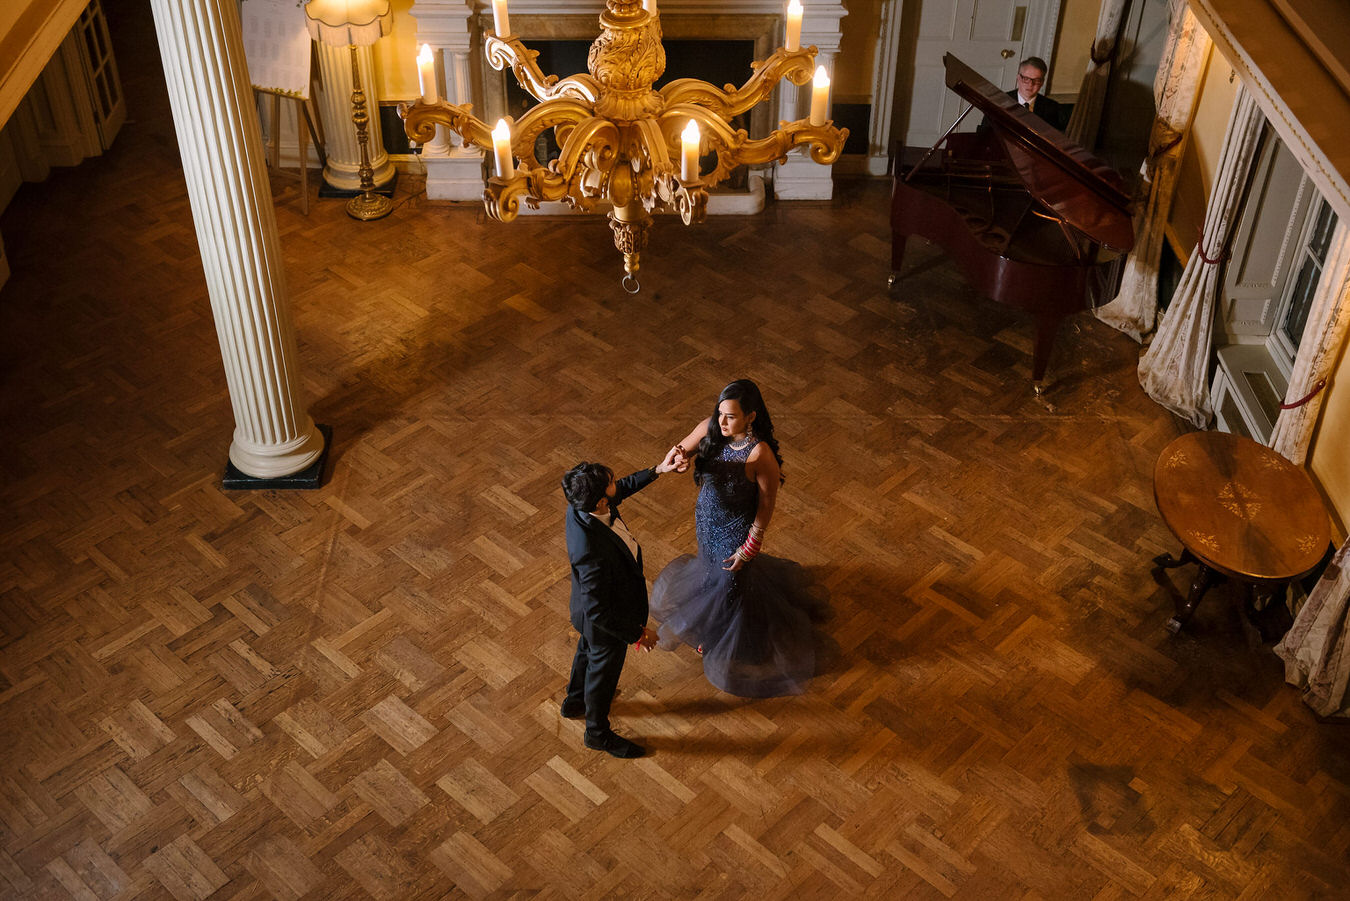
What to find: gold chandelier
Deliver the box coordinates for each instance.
[401,0,847,291]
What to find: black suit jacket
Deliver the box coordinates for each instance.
[1007,89,1065,131]
[566,468,659,646]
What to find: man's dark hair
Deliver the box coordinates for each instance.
[1019,56,1048,75]
[563,462,613,512]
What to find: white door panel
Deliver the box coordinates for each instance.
[904,0,1052,149]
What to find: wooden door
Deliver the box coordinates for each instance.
[903,0,1051,149]
[75,0,126,151]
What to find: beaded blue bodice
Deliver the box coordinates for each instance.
[695,438,758,561]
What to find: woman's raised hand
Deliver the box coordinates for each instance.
[658,445,688,474]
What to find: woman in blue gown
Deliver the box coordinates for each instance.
[650,379,823,697]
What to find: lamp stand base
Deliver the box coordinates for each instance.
[346,192,394,220]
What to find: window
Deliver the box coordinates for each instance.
[1273,198,1337,365]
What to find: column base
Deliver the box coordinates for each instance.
[424,153,490,201]
[774,153,835,200]
[320,171,398,199]
[223,424,332,490]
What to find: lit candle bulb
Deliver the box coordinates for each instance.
[785,0,803,52]
[681,120,700,182]
[809,65,830,126]
[417,44,438,104]
[492,118,514,178]
[492,0,510,36]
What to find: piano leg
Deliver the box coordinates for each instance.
[1031,313,1062,393]
[888,236,908,288]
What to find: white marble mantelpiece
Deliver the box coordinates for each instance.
[410,0,846,204]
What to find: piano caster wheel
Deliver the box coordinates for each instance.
[1033,381,1046,396]
[1165,616,1183,635]
[887,272,897,289]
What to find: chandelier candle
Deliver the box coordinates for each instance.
[785,0,802,52]
[492,119,514,178]
[492,0,510,36]
[810,66,830,126]
[681,120,700,182]
[417,44,437,104]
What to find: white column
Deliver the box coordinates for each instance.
[775,0,846,200]
[314,41,396,192]
[413,0,488,200]
[149,0,325,479]
[865,0,903,176]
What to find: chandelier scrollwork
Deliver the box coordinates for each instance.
[401,0,848,292]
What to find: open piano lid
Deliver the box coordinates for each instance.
[943,53,1135,252]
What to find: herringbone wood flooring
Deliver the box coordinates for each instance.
[2,5,1348,899]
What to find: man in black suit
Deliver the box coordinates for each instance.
[561,454,679,758]
[1008,56,1064,130]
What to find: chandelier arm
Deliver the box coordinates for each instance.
[485,35,601,104]
[726,121,851,168]
[400,100,494,152]
[659,47,817,118]
[553,118,622,184]
[511,99,599,168]
[632,118,675,177]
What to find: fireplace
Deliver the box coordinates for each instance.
[412,0,846,206]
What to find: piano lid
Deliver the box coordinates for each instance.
[942,53,1135,252]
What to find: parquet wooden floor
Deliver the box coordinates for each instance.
[2,5,1348,899]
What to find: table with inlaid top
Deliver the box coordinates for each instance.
[1152,431,1331,635]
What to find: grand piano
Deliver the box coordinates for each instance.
[890,54,1135,390]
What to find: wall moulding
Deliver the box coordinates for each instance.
[1188,0,1350,224]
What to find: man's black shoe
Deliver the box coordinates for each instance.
[560,700,585,719]
[584,731,645,758]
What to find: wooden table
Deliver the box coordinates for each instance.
[1152,431,1330,634]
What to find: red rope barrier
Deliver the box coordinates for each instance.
[1280,377,1328,410]
[1196,226,1227,265]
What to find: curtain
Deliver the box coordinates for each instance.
[1275,538,1350,719]
[1135,88,1264,427]
[1094,3,1212,342]
[1064,0,1129,149]
[1269,220,1350,464]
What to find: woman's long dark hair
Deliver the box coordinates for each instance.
[694,378,784,485]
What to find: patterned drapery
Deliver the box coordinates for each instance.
[1275,538,1350,718]
[1094,3,1212,343]
[1269,221,1350,464]
[1136,88,1264,426]
[1064,0,1129,149]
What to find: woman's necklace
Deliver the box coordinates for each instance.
[729,435,752,450]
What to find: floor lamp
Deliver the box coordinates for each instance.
[304,0,393,221]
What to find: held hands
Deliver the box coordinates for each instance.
[657,444,691,474]
[636,626,659,652]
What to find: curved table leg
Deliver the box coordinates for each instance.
[1245,581,1294,644]
[1166,562,1215,635]
[1153,548,1196,569]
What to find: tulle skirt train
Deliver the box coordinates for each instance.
[650,552,825,698]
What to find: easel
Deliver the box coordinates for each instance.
[255,86,326,214]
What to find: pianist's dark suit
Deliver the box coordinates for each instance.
[978,90,1067,136]
[1006,89,1065,130]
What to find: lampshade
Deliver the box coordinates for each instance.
[304,0,392,47]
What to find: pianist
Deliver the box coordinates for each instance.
[978,56,1066,132]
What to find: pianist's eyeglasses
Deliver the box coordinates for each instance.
[1017,73,1045,85]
